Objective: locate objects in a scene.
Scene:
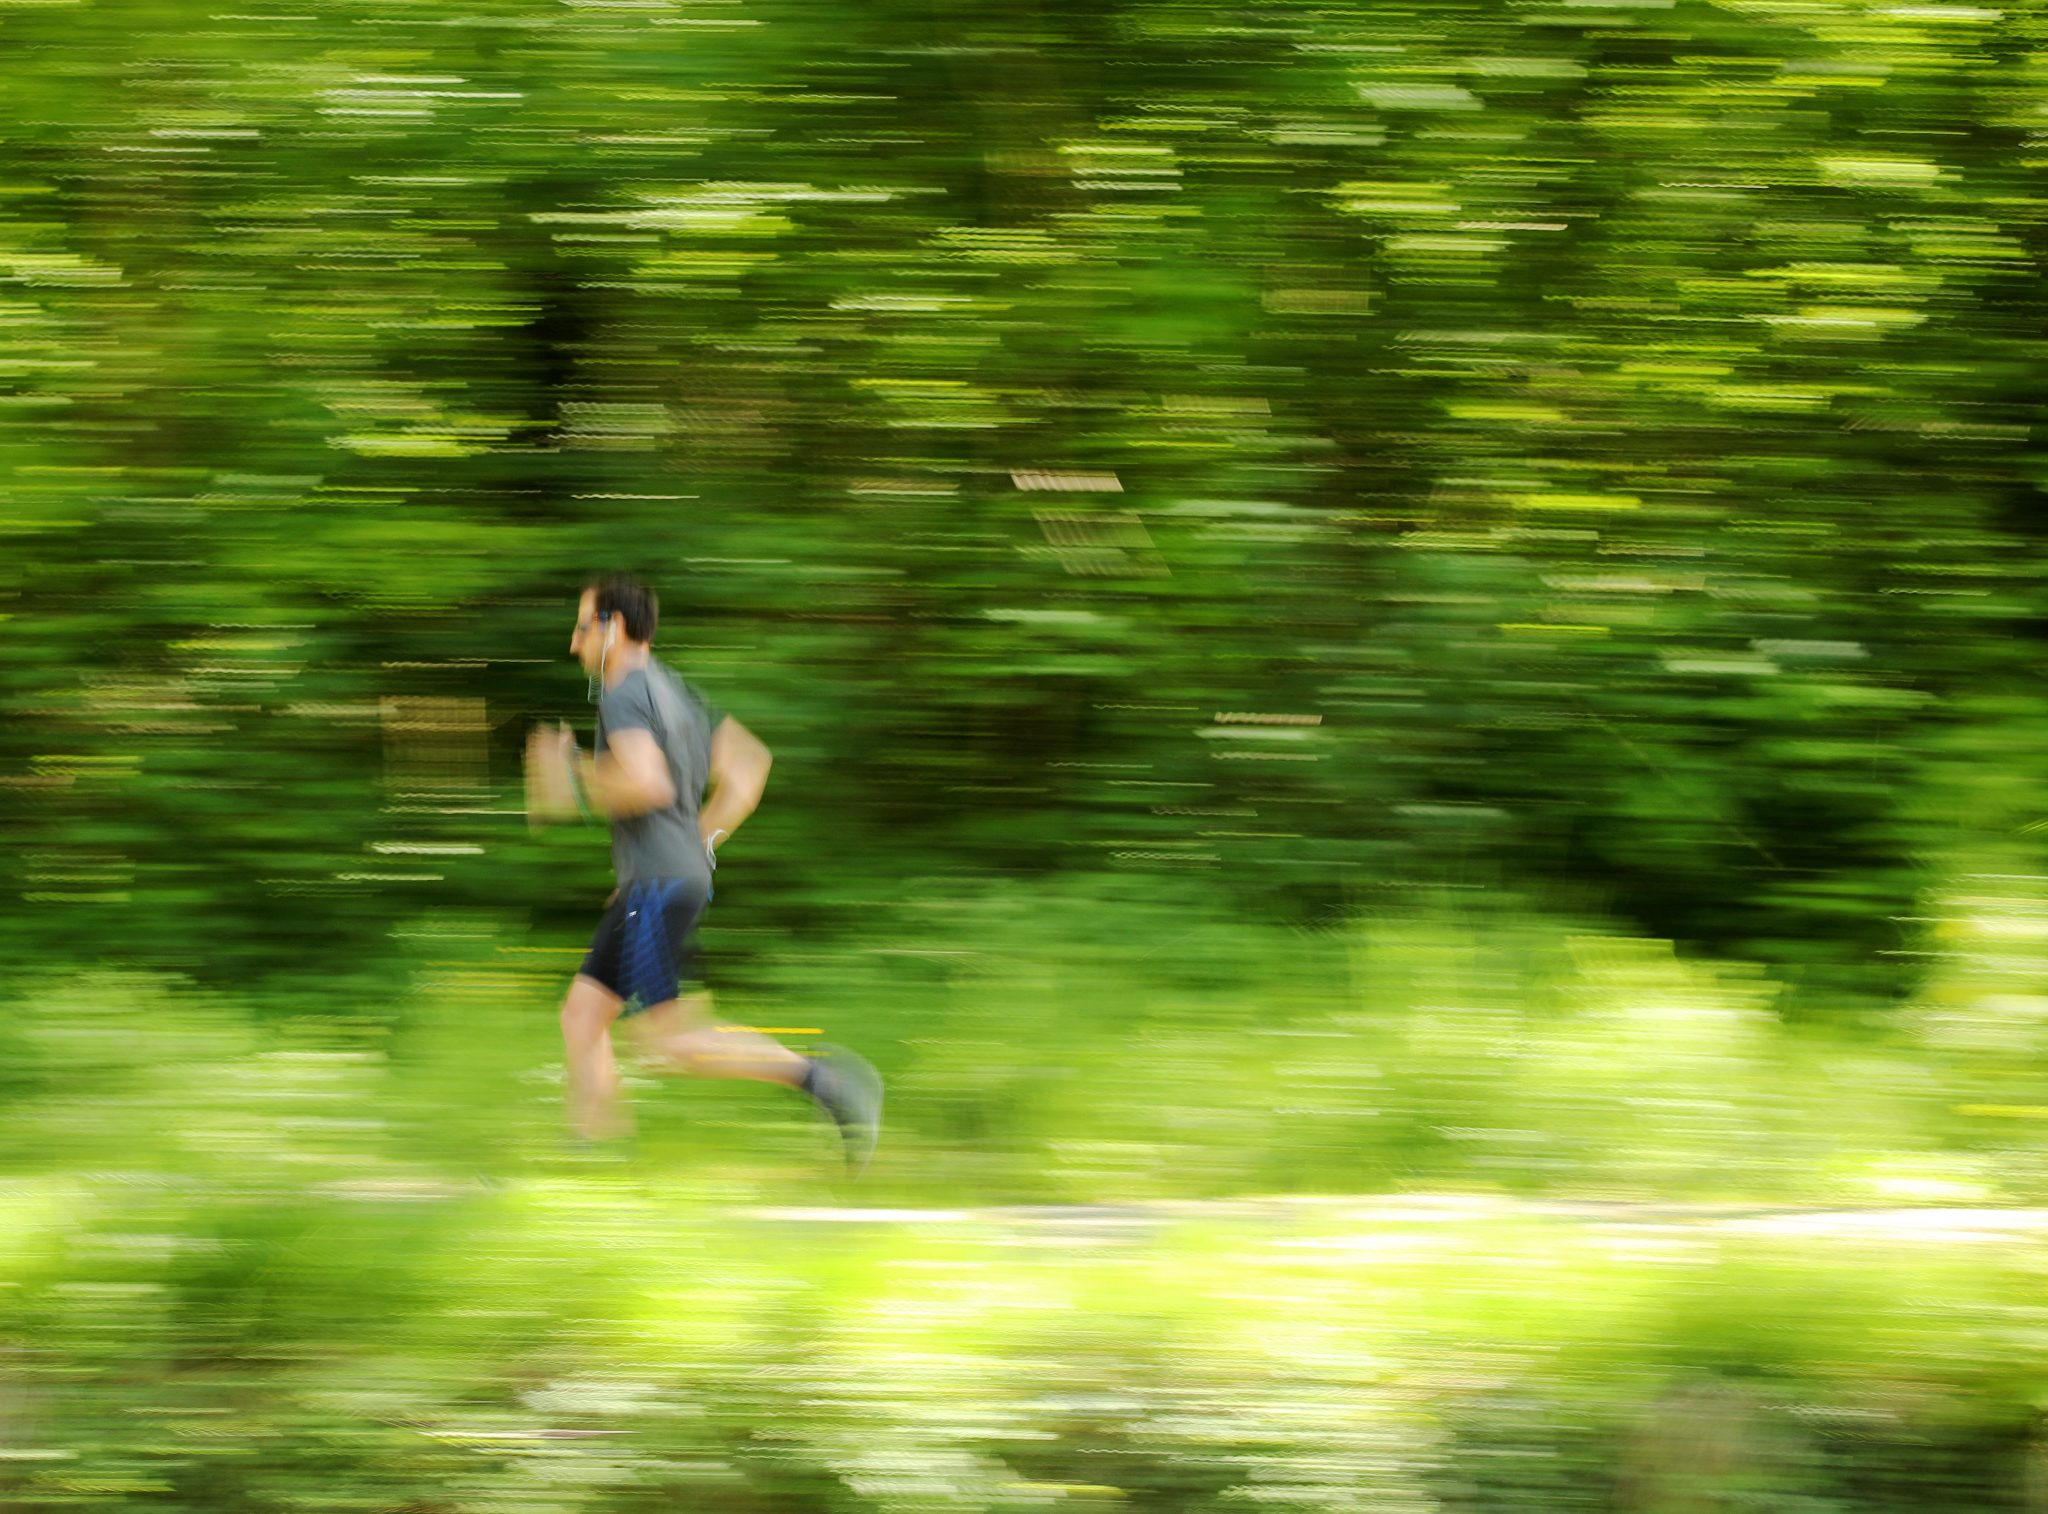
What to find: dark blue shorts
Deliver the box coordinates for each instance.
[577,877,711,1015]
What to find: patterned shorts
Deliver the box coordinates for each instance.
[576,876,712,1014]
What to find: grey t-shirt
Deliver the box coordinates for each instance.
[593,658,723,887]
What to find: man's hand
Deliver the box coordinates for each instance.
[524,721,583,828]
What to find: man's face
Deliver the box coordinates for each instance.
[569,590,609,679]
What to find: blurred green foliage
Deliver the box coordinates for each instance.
[8,0,2048,994]
[11,0,2048,1503]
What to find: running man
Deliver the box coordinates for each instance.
[526,572,882,1171]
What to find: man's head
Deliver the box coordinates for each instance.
[571,572,658,680]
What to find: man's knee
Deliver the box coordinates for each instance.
[658,1028,724,1076]
[561,976,621,1039]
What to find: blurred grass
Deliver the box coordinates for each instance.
[4,1155,2048,1509]
[10,889,2048,1505]
[10,878,2043,1208]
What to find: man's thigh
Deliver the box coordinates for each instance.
[623,991,715,1057]
[562,972,624,1036]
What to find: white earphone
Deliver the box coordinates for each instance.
[587,612,616,705]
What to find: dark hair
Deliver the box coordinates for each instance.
[585,572,659,642]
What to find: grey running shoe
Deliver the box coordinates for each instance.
[808,1044,883,1175]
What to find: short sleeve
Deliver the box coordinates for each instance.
[599,674,661,742]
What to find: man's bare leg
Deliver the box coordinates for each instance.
[561,973,630,1140]
[621,991,883,1174]
[627,991,809,1085]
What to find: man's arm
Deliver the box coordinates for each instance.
[574,726,677,819]
[699,717,772,854]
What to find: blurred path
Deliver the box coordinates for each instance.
[302,1179,2048,1245]
[740,1195,2048,1244]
